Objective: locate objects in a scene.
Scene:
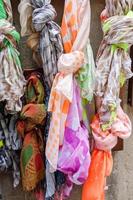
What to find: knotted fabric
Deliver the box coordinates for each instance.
[17,73,46,191]
[31,0,63,87]
[95,2,133,129]
[61,0,95,101]
[0,0,26,113]
[91,106,132,151]
[46,0,93,172]
[82,2,133,199]
[82,106,131,200]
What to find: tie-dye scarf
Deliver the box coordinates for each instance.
[95,0,133,129]
[0,0,26,113]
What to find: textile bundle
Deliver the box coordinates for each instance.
[95,0,133,129]
[82,1,133,200]
[0,0,131,199]
[17,73,46,191]
[18,0,63,88]
[0,0,26,113]
[46,0,94,198]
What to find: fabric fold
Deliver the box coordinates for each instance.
[96,4,133,128]
[17,73,46,191]
[0,0,26,113]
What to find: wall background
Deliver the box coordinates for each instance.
[0,1,133,200]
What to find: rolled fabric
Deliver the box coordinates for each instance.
[0,0,26,113]
[95,1,133,128]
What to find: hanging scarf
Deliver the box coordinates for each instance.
[0,111,22,188]
[0,0,26,113]
[31,0,63,87]
[95,0,133,129]
[57,81,91,197]
[17,73,46,191]
[61,0,95,101]
[18,0,63,80]
[82,106,131,200]
[82,149,113,200]
[46,0,93,173]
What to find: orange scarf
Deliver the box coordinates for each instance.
[82,149,113,200]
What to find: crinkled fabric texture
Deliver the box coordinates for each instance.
[58,51,84,75]
[105,0,133,17]
[0,0,26,113]
[96,13,133,128]
[17,73,46,191]
[31,0,63,87]
[91,107,132,151]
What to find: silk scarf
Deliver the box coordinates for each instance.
[46,0,93,173]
